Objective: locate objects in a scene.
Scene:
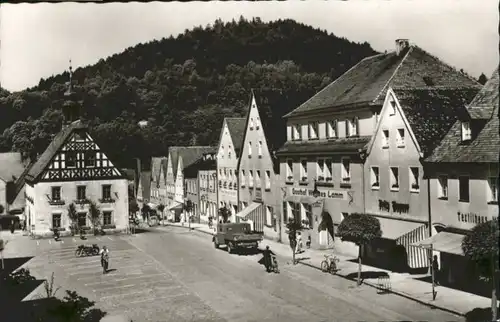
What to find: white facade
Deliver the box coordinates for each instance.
[25,179,128,236]
[217,120,240,221]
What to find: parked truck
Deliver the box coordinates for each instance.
[212,222,263,253]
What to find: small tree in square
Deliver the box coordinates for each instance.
[462,219,499,321]
[67,203,78,236]
[337,213,382,286]
[286,219,302,265]
[88,201,101,235]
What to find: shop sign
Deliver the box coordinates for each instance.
[290,187,347,200]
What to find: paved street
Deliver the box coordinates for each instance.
[8,228,464,322]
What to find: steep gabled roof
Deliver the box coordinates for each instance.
[392,87,479,156]
[25,121,87,182]
[159,158,168,184]
[150,157,163,183]
[285,44,479,118]
[0,152,26,183]
[466,67,499,119]
[225,118,246,155]
[238,90,281,174]
[169,146,216,177]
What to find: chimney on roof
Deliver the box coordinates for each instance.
[395,39,410,56]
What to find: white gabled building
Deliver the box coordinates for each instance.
[216,117,246,222]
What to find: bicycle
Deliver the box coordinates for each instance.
[320,254,339,274]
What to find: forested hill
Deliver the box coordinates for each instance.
[0,17,377,169]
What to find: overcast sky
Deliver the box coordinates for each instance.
[1,1,498,92]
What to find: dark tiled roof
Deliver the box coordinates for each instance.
[25,121,87,182]
[276,136,371,156]
[139,171,151,201]
[184,156,216,178]
[286,45,480,117]
[425,117,499,163]
[466,68,499,119]
[7,162,32,205]
[426,71,500,163]
[150,157,163,183]
[0,152,26,183]
[393,87,480,156]
[225,118,246,155]
[169,146,216,177]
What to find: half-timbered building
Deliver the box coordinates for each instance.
[24,65,129,237]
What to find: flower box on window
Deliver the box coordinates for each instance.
[75,199,90,205]
[342,177,350,182]
[287,176,293,180]
[326,177,333,182]
[411,184,419,190]
[318,176,325,181]
[301,176,308,181]
[48,200,65,206]
[392,184,399,189]
[372,182,380,187]
[99,198,115,204]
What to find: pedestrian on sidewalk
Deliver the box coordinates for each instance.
[432,255,440,285]
[100,246,110,274]
[296,232,303,254]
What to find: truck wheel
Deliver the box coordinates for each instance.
[227,242,234,254]
[214,239,219,249]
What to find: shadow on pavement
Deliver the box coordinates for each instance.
[464,307,499,322]
[414,275,496,299]
[1,256,107,322]
[344,270,389,284]
[295,257,311,263]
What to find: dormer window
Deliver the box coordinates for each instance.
[250,118,254,130]
[327,120,337,139]
[461,121,471,141]
[256,117,260,130]
[308,122,318,140]
[346,118,358,137]
[351,117,359,136]
[292,125,301,141]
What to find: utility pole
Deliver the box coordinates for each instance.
[429,244,437,301]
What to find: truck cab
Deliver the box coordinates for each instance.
[212,222,263,253]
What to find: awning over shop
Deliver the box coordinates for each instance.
[377,217,425,240]
[168,202,183,211]
[411,231,465,256]
[236,202,264,232]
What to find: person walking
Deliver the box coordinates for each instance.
[99,246,110,274]
[296,231,303,254]
[432,255,440,285]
